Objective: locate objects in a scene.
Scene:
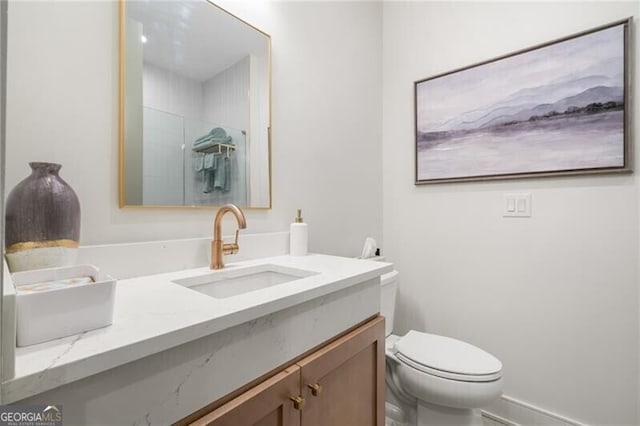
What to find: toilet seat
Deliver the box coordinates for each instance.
[393,331,502,382]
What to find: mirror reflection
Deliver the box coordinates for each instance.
[120,0,271,208]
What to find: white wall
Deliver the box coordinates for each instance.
[383,2,638,425]
[143,63,204,119]
[202,56,249,133]
[5,0,382,257]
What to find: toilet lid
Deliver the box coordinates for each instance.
[393,331,502,382]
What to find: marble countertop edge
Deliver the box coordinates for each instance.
[1,254,392,403]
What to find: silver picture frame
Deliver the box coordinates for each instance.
[415,18,631,184]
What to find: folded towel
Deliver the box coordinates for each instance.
[192,136,233,152]
[208,127,228,139]
[194,127,232,146]
[194,135,231,147]
[194,127,225,144]
[194,133,209,144]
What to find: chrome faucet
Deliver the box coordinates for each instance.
[211,204,247,269]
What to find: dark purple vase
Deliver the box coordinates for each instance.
[5,162,81,272]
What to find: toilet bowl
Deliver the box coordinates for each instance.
[381,270,503,426]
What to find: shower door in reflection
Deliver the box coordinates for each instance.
[142,107,248,206]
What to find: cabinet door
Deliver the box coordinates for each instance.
[190,366,302,426]
[297,316,385,426]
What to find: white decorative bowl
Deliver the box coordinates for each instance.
[11,264,116,347]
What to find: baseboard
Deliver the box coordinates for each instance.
[482,395,588,426]
[482,410,518,426]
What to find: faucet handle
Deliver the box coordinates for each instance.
[222,229,241,255]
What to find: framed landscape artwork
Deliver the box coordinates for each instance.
[415,18,630,184]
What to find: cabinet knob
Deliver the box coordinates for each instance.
[307,383,323,396]
[290,395,305,410]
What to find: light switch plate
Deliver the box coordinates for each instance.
[504,193,531,217]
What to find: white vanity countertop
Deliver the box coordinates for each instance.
[1,254,392,403]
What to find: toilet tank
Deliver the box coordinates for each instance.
[380,270,398,336]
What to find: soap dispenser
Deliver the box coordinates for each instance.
[290,209,308,256]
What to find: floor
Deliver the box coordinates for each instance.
[385,413,511,426]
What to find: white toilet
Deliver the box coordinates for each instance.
[381,270,503,426]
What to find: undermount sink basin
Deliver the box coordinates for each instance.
[173,264,318,299]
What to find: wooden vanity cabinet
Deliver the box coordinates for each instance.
[189,316,385,426]
[298,316,385,426]
[190,366,302,426]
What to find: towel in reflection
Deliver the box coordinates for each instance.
[214,156,231,193]
[203,153,216,171]
[194,154,204,172]
[203,154,217,193]
[204,172,215,193]
[193,127,232,152]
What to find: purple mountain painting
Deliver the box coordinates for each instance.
[415,22,626,182]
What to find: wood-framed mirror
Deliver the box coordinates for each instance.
[119,0,271,209]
